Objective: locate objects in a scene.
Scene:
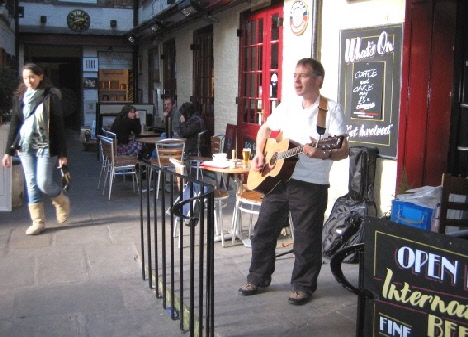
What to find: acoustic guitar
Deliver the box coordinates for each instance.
[247,132,345,194]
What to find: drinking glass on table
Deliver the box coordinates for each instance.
[242,148,251,166]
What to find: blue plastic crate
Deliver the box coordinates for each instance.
[391,200,433,230]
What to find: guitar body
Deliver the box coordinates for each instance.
[247,134,298,194]
[247,133,345,194]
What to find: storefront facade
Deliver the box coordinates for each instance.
[13,0,466,217]
[131,0,406,215]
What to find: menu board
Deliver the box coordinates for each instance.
[339,25,402,158]
[363,218,468,336]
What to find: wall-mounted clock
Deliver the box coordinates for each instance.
[67,9,90,32]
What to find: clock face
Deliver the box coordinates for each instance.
[67,9,90,32]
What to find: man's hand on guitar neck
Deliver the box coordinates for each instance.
[303,139,332,160]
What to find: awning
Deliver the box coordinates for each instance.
[126,0,248,44]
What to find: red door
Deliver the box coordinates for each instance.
[237,5,283,155]
[398,0,456,188]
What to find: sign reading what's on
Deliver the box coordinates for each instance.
[339,25,402,159]
[363,218,468,337]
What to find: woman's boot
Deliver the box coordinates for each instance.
[26,202,46,235]
[51,192,70,223]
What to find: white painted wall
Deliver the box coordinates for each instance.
[319,0,405,216]
[213,3,250,134]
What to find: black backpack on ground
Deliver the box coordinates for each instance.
[322,146,378,262]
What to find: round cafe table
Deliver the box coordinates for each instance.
[200,161,250,189]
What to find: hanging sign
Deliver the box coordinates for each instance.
[289,1,308,36]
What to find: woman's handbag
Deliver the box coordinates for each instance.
[61,165,71,192]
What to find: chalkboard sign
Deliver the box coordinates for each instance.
[363,218,468,336]
[339,25,402,159]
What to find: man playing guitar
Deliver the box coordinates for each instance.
[238,58,349,305]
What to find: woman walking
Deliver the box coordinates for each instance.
[2,63,70,235]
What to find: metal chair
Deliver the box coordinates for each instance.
[100,136,139,200]
[188,130,208,179]
[150,138,185,199]
[96,135,110,190]
[169,159,229,247]
[231,177,294,247]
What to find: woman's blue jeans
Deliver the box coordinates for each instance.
[19,149,62,203]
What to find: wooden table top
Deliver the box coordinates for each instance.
[200,161,250,174]
[135,137,163,144]
[137,130,161,137]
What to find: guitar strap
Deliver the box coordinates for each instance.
[317,95,328,136]
[317,95,328,128]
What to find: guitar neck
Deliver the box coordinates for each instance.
[277,145,305,160]
[272,136,343,161]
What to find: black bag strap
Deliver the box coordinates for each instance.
[317,95,328,136]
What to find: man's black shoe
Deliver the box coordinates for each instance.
[238,283,259,296]
[288,291,311,305]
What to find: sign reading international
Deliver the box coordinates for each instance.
[363,218,468,336]
[339,25,402,158]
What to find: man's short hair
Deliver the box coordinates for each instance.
[297,58,325,78]
[164,96,176,105]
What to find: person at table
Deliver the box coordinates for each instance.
[161,96,181,138]
[110,104,142,156]
[238,58,349,305]
[179,102,204,156]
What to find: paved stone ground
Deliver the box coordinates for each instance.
[0,131,360,337]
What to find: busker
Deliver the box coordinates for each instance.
[238,58,349,305]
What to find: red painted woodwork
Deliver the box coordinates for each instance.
[398,0,456,189]
[237,5,283,154]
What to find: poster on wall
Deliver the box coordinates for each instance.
[363,218,468,336]
[339,25,402,158]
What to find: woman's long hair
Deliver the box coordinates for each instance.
[16,63,53,97]
[116,104,136,121]
[179,102,196,120]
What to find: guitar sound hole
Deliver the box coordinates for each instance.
[270,154,277,166]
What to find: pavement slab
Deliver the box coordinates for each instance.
[0,131,360,337]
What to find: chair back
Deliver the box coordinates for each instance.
[100,136,114,165]
[155,138,186,167]
[211,135,224,155]
[438,173,468,234]
[196,130,207,157]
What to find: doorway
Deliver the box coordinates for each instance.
[192,24,214,152]
[398,0,456,187]
[31,58,81,131]
[237,4,283,155]
[162,39,177,100]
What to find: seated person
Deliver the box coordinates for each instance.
[110,104,142,156]
[150,102,203,159]
[179,102,204,156]
[160,96,181,138]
